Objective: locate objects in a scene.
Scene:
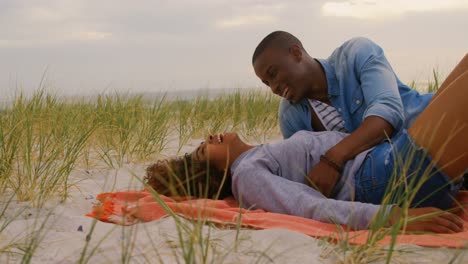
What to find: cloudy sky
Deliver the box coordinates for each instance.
[1,0,467,98]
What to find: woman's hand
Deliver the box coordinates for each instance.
[389,207,464,233]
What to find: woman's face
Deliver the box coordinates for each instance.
[192,132,245,171]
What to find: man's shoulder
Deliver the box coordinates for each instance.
[341,37,376,49]
[329,37,383,68]
[331,37,381,57]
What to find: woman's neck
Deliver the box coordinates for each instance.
[228,144,256,168]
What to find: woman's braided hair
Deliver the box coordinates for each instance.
[144,153,232,199]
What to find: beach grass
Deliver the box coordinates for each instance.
[0,88,282,263]
[0,88,279,203]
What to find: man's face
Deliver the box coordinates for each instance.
[253,45,308,104]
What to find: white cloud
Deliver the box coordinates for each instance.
[0,29,113,48]
[321,0,468,19]
[1,0,466,97]
[0,0,104,47]
[216,15,276,28]
[70,31,113,41]
[214,3,286,29]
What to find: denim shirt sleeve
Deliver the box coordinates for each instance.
[352,38,404,130]
[278,98,313,139]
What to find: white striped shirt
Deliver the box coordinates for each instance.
[308,99,347,133]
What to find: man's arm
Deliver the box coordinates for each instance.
[307,116,393,197]
[327,116,394,164]
[308,38,403,196]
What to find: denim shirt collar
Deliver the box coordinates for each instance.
[316,58,340,96]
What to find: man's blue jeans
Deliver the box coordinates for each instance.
[354,130,463,210]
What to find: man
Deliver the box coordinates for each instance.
[252,31,433,197]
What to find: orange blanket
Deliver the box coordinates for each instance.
[87,190,468,248]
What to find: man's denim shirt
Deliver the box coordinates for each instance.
[279,37,433,139]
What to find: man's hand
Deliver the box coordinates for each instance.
[307,160,341,197]
[307,116,394,198]
[390,207,464,233]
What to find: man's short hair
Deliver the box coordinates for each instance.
[252,31,304,64]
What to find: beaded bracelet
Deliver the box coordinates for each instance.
[320,155,343,174]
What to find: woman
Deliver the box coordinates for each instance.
[146,55,468,233]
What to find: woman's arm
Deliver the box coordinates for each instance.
[233,163,463,233]
[389,207,464,233]
[232,165,387,230]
